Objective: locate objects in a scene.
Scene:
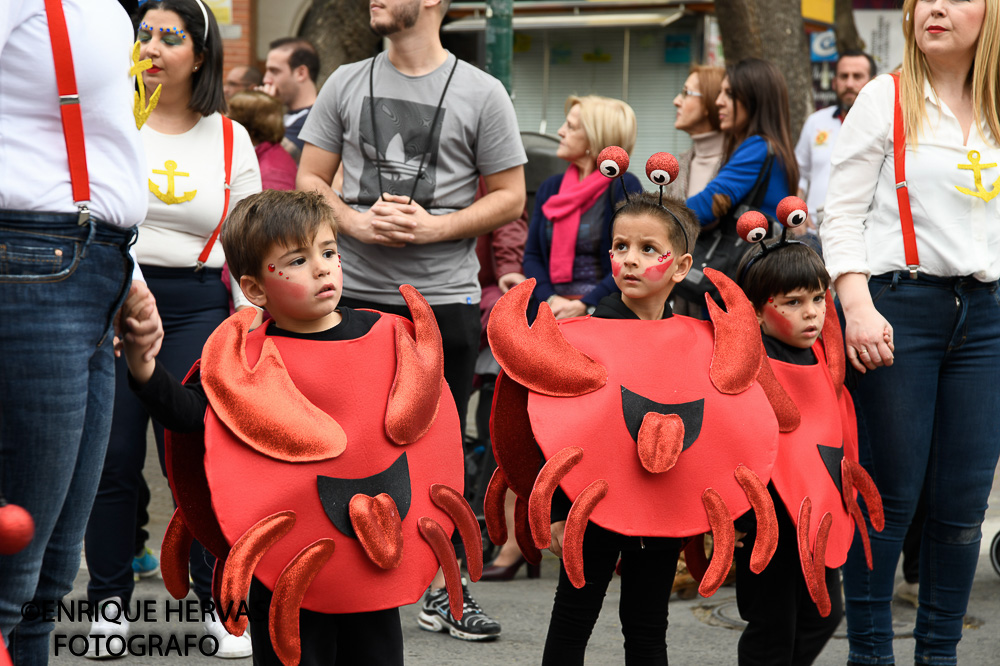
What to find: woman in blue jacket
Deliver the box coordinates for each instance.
[523,95,644,319]
[686,58,799,225]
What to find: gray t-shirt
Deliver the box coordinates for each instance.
[300,52,527,306]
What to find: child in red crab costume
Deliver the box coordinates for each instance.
[730,203,884,665]
[119,190,482,666]
[486,149,793,664]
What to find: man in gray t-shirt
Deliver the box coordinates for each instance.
[297,0,526,649]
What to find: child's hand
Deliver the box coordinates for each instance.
[549,521,566,558]
[735,530,747,549]
[120,282,163,385]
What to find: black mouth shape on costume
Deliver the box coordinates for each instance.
[620,386,704,451]
[817,444,845,493]
[317,452,411,539]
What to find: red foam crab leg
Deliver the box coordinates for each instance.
[735,465,778,573]
[161,508,195,600]
[211,555,226,621]
[842,458,885,569]
[529,447,584,549]
[418,517,464,620]
[699,488,736,597]
[797,498,833,617]
[514,495,543,565]
[563,480,610,589]
[683,534,709,582]
[430,484,483,582]
[270,538,336,666]
[221,511,295,636]
[484,468,509,546]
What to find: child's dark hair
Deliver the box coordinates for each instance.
[222,190,338,281]
[610,193,698,255]
[736,242,830,310]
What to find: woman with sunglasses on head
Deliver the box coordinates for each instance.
[83,0,261,658]
[822,1,1000,663]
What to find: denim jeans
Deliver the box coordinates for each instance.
[0,211,135,665]
[842,272,1000,666]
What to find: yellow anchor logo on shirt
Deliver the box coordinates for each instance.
[956,150,1000,203]
[149,161,197,205]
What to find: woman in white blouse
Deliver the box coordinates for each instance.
[821,1,1000,664]
[83,0,260,658]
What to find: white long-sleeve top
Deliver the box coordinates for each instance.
[821,74,1000,283]
[137,113,261,307]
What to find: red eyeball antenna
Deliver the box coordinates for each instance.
[597,146,632,203]
[776,195,808,243]
[737,210,770,245]
[646,152,680,206]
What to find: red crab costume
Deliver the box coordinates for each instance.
[484,268,803,597]
[161,287,481,666]
[732,202,885,616]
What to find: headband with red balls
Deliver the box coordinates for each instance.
[735,195,809,285]
[597,146,689,255]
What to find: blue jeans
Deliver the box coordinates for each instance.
[842,272,1000,665]
[0,211,135,665]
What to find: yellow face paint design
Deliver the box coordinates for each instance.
[130,40,161,130]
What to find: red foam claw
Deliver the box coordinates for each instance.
[161,508,195,600]
[704,268,764,395]
[699,488,735,597]
[597,146,629,178]
[646,152,680,187]
[777,195,808,228]
[529,447,584,548]
[737,210,769,244]
[821,290,845,397]
[484,468,509,546]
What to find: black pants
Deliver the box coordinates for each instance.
[542,531,681,666]
[86,267,229,605]
[735,500,843,666]
[248,578,403,665]
[339,297,480,438]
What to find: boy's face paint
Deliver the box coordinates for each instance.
[256,226,344,334]
[755,287,827,349]
[610,214,684,312]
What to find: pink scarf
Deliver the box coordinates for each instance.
[542,165,611,284]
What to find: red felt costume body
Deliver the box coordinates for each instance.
[161,289,481,666]
[485,270,791,596]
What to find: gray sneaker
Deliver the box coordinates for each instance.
[417,580,501,641]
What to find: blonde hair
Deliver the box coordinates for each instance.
[900,0,1000,146]
[564,95,637,158]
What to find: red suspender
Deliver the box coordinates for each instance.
[891,72,920,279]
[196,115,234,270]
[43,0,90,224]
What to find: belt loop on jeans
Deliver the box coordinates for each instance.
[890,271,901,290]
[79,216,97,260]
